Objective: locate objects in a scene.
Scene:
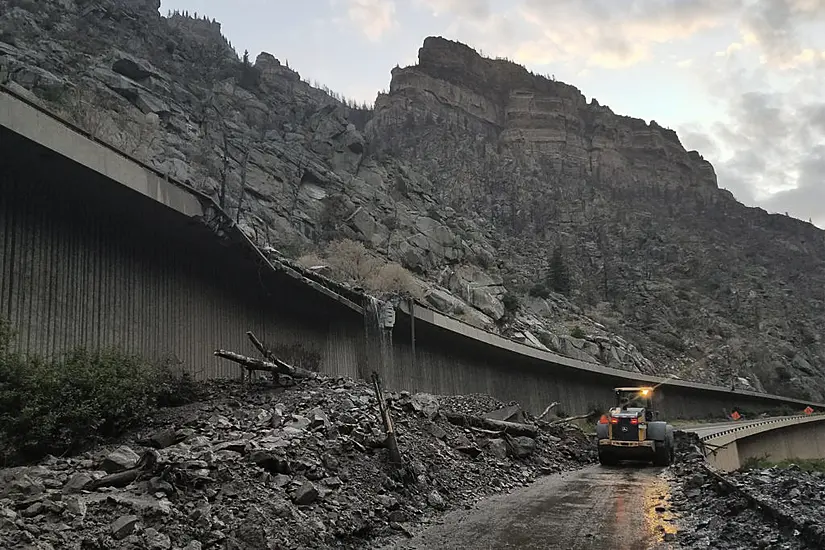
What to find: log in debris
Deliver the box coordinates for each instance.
[443,412,538,438]
[88,450,159,490]
[214,349,316,379]
[548,413,590,426]
[371,372,404,466]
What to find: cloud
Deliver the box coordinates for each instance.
[761,147,825,224]
[681,48,825,226]
[508,0,741,68]
[415,0,492,21]
[345,0,396,41]
[739,0,825,66]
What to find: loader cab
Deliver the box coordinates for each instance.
[613,386,655,421]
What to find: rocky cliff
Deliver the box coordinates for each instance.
[370,37,717,192]
[1,2,824,400]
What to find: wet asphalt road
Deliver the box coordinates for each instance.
[387,465,677,550]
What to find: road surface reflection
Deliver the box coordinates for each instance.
[389,464,677,550]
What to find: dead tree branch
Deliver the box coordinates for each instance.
[443,412,538,438]
[214,349,316,379]
[88,450,159,490]
[537,402,559,421]
[246,331,274,361]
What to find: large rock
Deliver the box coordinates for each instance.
[508,436,536,458]
[101,446,140,473]
[111,52,161,81]
[111,514,139,540]
[410,393,439,419]
[293,481,318,505]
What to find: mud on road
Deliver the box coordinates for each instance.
[385,464,676,550]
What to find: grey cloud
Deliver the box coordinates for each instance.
[422,0,492,21]
[635,0,742,24]
[516,0,742,66]
[803,104,825,136]
[680,126,721,157]
[740,0,825,63]
[689,61,825,226]
[454,0,491,20]
[524,0,741,27]
[761,147,825,225]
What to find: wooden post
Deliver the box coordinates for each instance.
[410,298,416,372]
[371,372,403,466]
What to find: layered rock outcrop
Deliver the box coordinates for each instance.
[368,37,717,191]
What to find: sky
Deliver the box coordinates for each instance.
[160,0,825,228]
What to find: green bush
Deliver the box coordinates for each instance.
[0,321,202,464]
[501,293,521,314]
[570,325,585,339]
[528,283,551,299]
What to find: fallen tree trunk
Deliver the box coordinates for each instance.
[214,349,316,379]
[443,412,538,438]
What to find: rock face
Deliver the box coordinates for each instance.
[369,37,716,190]
[1,4,824,399]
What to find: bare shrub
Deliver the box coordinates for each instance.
[114,113,160,162]
[304,239,421,297]
[324,239,381,285]
[369,262,421,297]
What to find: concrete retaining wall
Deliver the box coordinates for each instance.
[0,121,363,379]
[381,307,819,418]
[737,421,825,466]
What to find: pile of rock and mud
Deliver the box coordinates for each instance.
[0,377,594,549]
[667,431,822,549]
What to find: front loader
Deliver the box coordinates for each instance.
[595,386,674,466]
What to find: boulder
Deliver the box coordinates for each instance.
[293,481,318,505]
[410,393,439,419]
[101,446,140,473]
[112,53,160,81]
[508,436,536,458]
[111,514,139,540]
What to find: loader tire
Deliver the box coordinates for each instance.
[652,440,672,466]
[598,447,619,466]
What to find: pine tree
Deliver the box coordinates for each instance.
[548,245,571,294]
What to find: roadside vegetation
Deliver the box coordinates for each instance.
[0,318,202,465]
